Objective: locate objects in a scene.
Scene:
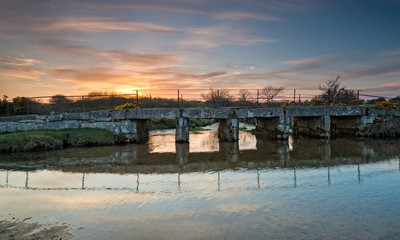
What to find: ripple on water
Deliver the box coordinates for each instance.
[1,135,400,239]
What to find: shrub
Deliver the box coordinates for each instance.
[309,99,325,106]
[359,117,400,138]
[115,102,140,110]
[373,101,397,110]
[281,101,295,107]
[333,102,348,107]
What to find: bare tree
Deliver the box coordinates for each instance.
[319,75,356,105]
[238,89,251,106]
[49,94,71,104]
[201,88,232,107]
[318,75,341,105]
[260,86,285,103]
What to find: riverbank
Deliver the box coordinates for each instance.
[0,128,117,153]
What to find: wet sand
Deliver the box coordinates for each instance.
[0,217,73,240]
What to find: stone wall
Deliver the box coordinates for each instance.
[0,111,139,142]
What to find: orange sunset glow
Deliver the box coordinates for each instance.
[1,0,400,100]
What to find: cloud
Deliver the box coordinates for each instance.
[44,17,183,34]
[107,51,183,66]
[344,62,400,79]
[48,68,135,85]
[0,66,42,80]
[0,2,182,36]
[379,49,400,56]
[46,67,228,92]
[80,2,281,21]
[46,44,183,66]
[132,67,226,79]
[180,25,277,47]
[0,1,276,50]
[251,0,317,12]
[225,64,256,70]
[362,84,400,97]
[282,54,341,65]
[197,71,227,79]
[0,57,41,66]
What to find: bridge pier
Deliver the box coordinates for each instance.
[218,117,239,142]
[176,117,190,143]
[255,116,289,140]
[292,116,330,138]
[135,119,149,143]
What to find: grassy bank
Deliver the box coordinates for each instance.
[0,128,116,153]
[359,118,400,138]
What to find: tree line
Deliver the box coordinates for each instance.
[1,77,399,116]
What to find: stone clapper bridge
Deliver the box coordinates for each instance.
[1,106,399,143]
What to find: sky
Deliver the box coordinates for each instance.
[1,0,400,100]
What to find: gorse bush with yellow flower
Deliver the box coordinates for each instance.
[373,101,397,110]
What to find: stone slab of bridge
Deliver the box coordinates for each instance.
[0,107,399,143]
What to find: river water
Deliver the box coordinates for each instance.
[0,127,399,239]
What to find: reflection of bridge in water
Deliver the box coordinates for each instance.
[1,139,399,192]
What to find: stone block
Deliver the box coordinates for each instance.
[258,108,284,118]
[181,108,229,119]
[327,106,365,116]
[81,121,114,132]
[176,117,189,143]
[17,122,41,132]
[218,117,239,142]
[127,108,178,119]
[42,121,67,130]
[64,121,81,129]
[120,120,136,134]
[286,106,327,117]
[0,115,37,122]
[368,107,387,117]
[181,108,210,118]
[236,109,255,118]
[47,114,62,122]
[135,119,149,143]
[111,110,126,120]
[90,111,112,122]
[0,122,17,133]
[63,112,90,120]
[126,109,138,119]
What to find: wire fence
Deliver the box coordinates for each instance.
[0,88,398,116]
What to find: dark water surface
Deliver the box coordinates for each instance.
[0,131,399,239]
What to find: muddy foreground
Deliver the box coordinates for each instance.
[0,217,73,240]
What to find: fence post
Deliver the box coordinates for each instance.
[106,96,109,110]
[149,94,152,108]
[217,89,220,108]
[136,90,139,109]
[6,101,9,116]
[293,89,296,103]
[256,89,259,107]
[177,89,180,108]
[26,98,29,115]
[82,96,85,112]
[357,90,360,105]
